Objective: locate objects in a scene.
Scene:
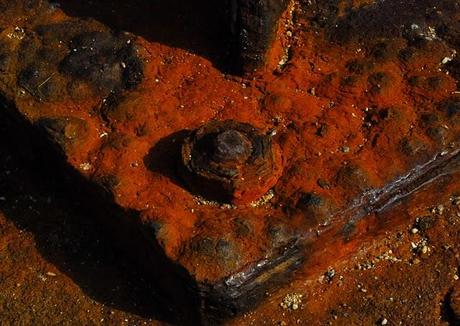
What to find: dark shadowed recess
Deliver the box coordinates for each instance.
[441,288,460,325]
[144,129,190,190]
[0,99,188,324]
[59,0,233,72]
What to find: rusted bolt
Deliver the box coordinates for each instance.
[181,120,283,205]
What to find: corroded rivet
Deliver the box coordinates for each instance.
[181,120,283,205]
[335,164,370,195]
[293,192,335,226]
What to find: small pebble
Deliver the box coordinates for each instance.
[79,163,92,171]
[432,204,444,215]
[442,57,453,64]
[421,246,428,254]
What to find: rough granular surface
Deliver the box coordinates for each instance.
[0,0,460,324]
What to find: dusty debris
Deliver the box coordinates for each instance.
[280,293,303,310]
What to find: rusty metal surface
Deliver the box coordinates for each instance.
[0,0,460,324]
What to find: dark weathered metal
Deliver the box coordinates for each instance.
[228,0,290,72]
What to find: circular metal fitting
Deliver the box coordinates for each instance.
[181,120,283,205]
